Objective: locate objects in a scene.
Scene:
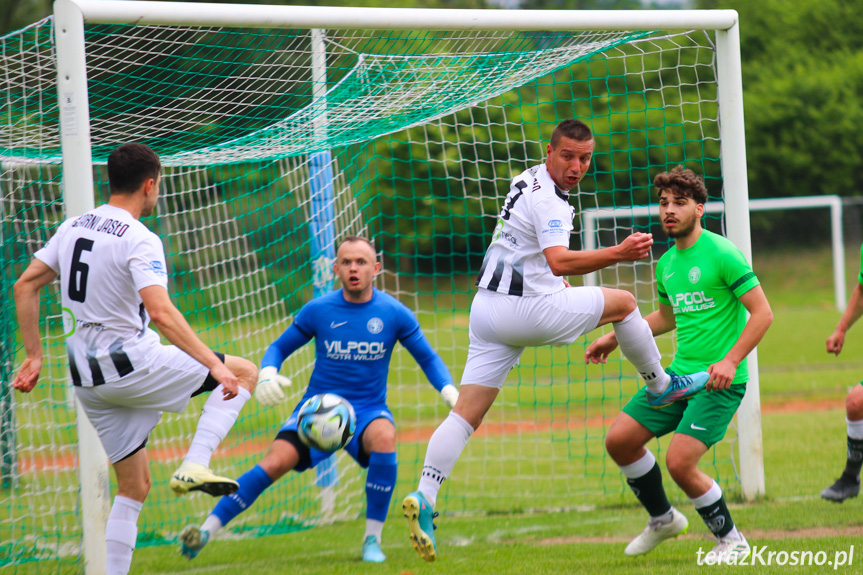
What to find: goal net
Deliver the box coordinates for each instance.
[0,5,753,569]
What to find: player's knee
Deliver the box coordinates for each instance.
[600,288,637,324]
[117,475,150,502]
[604,429,631,462]
[363,420,397,452]
[847,386,863,419]
[260,445,296,480]
[664,454,693,484]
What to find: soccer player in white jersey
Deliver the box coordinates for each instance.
[12,143,258,575]
[402,119,709,562]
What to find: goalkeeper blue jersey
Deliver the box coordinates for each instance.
[261,288,451,408]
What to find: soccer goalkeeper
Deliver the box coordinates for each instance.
[179,236,457,563]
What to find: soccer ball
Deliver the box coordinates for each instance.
[296,393,357,453]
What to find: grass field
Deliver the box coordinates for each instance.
[9,245,863,574]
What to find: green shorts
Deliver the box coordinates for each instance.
[622,384,747,448]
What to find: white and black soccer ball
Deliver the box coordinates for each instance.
[296,393,357,453]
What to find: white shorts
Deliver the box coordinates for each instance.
[460,287,604,389]
[74,344,215,463]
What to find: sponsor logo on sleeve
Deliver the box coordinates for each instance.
[150,261,167,276]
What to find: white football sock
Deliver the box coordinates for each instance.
[202,514,224,536]
[184,385,251,467]
[417,411,474,508]
[106,495,142,575]
[364,519,384,541]
[613,308,669,393]
[618,449,656,479]
[847,418,863,440]
[689,480,722,508]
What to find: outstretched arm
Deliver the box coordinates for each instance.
[543,232,653,277]
[400,328,458,408]
[254,324,311,406]
[707,285,773,390]
[12,259,57,392]
[140,284,240,398]
[827,283,863,356]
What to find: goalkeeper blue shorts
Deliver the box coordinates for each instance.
[277,402,394,471]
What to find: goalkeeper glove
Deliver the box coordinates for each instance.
[254,366,292,406]
[440,384,459,409]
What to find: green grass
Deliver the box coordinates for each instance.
[6,244,863,574]
[127,408,863,574]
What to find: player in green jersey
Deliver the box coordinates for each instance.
[585,166,773,565]
[820,244,863,503]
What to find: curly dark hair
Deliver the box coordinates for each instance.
[654,165,708,204]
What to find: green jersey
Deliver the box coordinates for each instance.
[858,243,863,284]
[656,229,760,384]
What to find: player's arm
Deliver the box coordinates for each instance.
[706,285,773,391]
[254,323,311,406]
[139,284,240,398]
[827,282,863,356]
[543,232,653,276]
[11,259,57,392]
[585,304,676,364]
[400,327,458,409]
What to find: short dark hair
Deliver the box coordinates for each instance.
[336,235,376,254]
[107,143,161,195]
[550,119,593,148]
[654,165,708,205]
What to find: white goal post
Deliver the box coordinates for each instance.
[45,2,751,573]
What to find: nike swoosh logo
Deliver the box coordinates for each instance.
[690,423,707,431]
[665,272,675,280]
[330,321,348,329]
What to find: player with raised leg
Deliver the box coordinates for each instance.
[11,143,258,575]
[820,243,863,503]
[402,120,710,562]
[586,166,773,565]
[179,236,458,563]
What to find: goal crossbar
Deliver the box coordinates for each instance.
[67,0,739,31]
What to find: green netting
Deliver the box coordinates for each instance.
[0,16,732,572]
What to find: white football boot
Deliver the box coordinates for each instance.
[624,508,689,556]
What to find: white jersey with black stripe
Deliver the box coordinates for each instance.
[35,204,167,387]
[476,164,575,296]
